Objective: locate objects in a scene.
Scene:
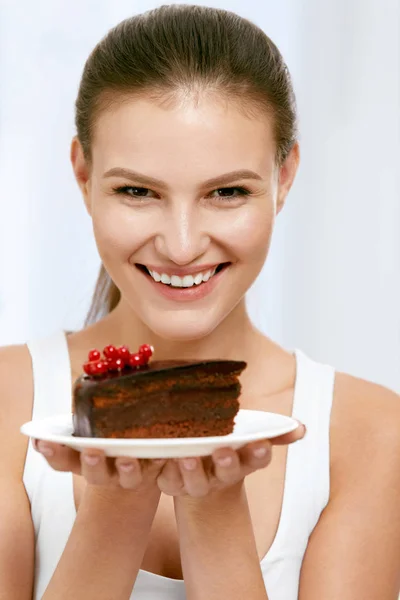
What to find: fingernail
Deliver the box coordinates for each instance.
[38,443,54,457]
[83,454,100,466]
[253,447,268,458]
[118,462,134,472]
[216,455,233,467]
[182,458,197,471]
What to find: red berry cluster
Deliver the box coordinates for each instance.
[83,344,154,377]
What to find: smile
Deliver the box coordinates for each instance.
[134,262,230,303]
[136,263,230,289]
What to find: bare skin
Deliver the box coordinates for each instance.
[1,94,400,599]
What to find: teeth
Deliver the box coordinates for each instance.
[170,275,183,287]
[182,275,194,287]
[148,267,217,288]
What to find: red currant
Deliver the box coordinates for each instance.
[129,353,146,368]
[117,346,130,364]
[83,362,95,375]
[138,344,154,360]
[103,345,118,359]
[107,357,124,371]
[92,361,108,376]
[88,349,101,362]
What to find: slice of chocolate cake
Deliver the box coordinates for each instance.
[73,344,246,439]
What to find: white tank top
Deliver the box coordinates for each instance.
[23,330,335,600]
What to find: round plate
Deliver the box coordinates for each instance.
[20,409,299,458]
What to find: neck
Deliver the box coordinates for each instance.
[97,298,265,364]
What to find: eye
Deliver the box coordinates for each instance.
[112,186,156,199]
[208,187,251,200]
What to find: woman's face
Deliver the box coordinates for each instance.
[72,95,298,341]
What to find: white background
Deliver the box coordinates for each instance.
[0,0,399,392]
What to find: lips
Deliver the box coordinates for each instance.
[135,261,230,303]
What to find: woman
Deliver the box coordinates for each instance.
[1,4,399,599]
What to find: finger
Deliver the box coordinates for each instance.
[35,441,81,475]
[114,457,143,489]
[270,423,306,446]
[178,457,209,497]
[238,441,273,471]
[81,450,115,486]
[144,458,168,478]
[157,459,185,496]
[212,448,242,484]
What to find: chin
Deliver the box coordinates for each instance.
[142,307,225,342]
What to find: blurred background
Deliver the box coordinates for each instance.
[0,0,399,391]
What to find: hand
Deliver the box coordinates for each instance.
[156,423,306,498]
[32,439,167,492]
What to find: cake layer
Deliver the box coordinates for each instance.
[80,380,240,409]
[96,397,237,436]
[103,418,235,439]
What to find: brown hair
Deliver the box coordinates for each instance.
[74,4,298,325]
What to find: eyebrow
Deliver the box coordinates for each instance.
[103,167,264,189]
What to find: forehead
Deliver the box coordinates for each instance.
[92,95,276,179]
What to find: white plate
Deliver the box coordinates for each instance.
[20,410,299,459]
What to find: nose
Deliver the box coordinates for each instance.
[154,202,210,265]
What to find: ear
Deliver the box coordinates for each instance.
[276,142,300,215]
[70,136,92,216]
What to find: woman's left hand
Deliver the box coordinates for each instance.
[157,422,306,497]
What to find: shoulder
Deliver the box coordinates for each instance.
[330,370,400,496]
[0,343,33,401]
[0,344,34,478]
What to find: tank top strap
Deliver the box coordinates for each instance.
[23,330,76,586]
[26,330,72,419]
[291,348,335,511]
[267,348,335,560]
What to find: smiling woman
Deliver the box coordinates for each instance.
[1,4,400,600]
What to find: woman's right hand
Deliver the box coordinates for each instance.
[32,439,167,491]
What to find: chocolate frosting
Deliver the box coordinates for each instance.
[76,358,246,385]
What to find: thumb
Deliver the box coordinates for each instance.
[270,422,306,446]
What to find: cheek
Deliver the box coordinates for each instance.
[224,208,274,261]
[91,204,150,260]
